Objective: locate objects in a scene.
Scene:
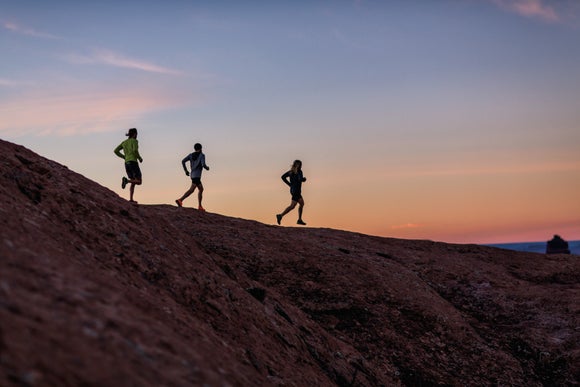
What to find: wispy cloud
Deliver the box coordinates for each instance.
[0,78,35,88]
[2,21,61,39]
[64,49,183,75]
[0,85,194,137]
[491,0,560,22]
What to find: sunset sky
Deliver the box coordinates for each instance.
[2,0,579,244]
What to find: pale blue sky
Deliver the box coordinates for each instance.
[2,0,579,243]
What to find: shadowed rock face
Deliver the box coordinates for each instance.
[546,235,571,254]
[0,138,578,386]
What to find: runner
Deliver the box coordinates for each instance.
[114,128,143,203]
[176,143,210,211]
[276,160,307,226]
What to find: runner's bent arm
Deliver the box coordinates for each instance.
[281,171,292,187]
[114,143,125,159]
[135,145,143,163]
[200,154,209,170]
[181,154,190,175]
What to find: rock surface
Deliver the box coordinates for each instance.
[0,138,578,386]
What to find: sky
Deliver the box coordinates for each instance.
[1,0,579,244]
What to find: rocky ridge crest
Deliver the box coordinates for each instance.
[0,139,578,386]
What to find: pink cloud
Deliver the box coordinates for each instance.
[492,0,560,22]
[0,86,192,137]
[2,21,60,39]
[64,49,183,75]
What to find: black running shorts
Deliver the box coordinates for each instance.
[125,161,142,180]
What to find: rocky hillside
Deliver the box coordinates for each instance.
[0,138,578,386]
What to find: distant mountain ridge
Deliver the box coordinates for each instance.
[488,240,580,255]
[1,138,578,386]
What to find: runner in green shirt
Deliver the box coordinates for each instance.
[114,128,143,203]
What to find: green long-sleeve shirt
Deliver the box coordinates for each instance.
[114,138,142,162]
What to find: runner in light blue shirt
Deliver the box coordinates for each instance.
[175,143,210,211]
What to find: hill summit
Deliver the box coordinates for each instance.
[0,138,578,386]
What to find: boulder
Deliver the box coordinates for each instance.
[546,234,571,254]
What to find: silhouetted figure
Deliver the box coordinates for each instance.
[546,235,570,254]
[276,160,307,226]
[114,128,143,203]
[176,143,209,211]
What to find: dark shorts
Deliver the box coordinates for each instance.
[125,161,142,180]
[291,190,302,202]
[191,177,202,185]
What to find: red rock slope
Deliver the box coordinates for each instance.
[0,139,578,386]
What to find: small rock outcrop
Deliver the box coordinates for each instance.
[546,234,571,254]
